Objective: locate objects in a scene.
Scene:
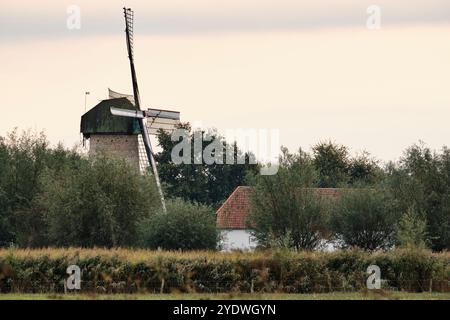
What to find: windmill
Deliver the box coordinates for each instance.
[111,8,180,213]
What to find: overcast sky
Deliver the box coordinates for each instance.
[1,0,449,161]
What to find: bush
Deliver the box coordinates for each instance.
[138,199,218,250]
[330,188,400,250]
[0,248,447,294]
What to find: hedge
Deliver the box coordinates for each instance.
[0,248,448,294]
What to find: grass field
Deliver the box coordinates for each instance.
[0,291,449,300]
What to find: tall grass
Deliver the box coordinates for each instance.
[0,248,448,294]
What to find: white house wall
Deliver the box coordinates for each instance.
[219,229,257,251]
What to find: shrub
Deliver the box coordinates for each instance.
[0,248,447,294]
[330,188,400,250]
[138,198,218,250]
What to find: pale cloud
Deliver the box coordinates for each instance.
[1,0,449,41]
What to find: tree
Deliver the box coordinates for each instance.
[248,148,328,250]
[138,198,218,250]
[0,136,12,246]
[396,206,429,248]
[155,123,258,208]
[348,151,383,185]
[386,143,450,251]
[38,153,160,247]
[330,188,399,250]
[0,129,85,246]
[312,141,349,187]
[312,141,381,187]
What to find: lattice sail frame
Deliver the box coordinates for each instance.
[139,110,180,172]
[109,106,180,173]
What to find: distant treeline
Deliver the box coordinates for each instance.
[0,128,449,251]
[0,129,219,249]
[248,143,450,252]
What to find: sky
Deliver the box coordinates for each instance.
[1,0,449,162]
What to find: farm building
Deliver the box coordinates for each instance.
[216,186,341,251]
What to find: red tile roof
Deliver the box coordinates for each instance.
[216,186,341,229]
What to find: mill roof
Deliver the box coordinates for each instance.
[80,98,141,137]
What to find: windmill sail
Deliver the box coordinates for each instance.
[146,108,180,135]
[123,7,166,212]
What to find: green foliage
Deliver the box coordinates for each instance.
[330,188,400,251]
[396,207,429,249]
[0,129,85,246]
[250,141,448,252]
[1,128,449,252]
[313,141,350,187]
[138,198,218,250]
[0,137,12,245]
[155,123,258,208]
[347,151,383,186]
[386,143,450,251]
[312,141,382,187]
[0,129,159,248]
[38,153,160,247]
[248,148,328,250]
[0,248,447,293]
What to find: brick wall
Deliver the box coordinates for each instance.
[89,134,140,170]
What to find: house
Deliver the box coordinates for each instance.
[216,186,341,251]
[216,186,256,251]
